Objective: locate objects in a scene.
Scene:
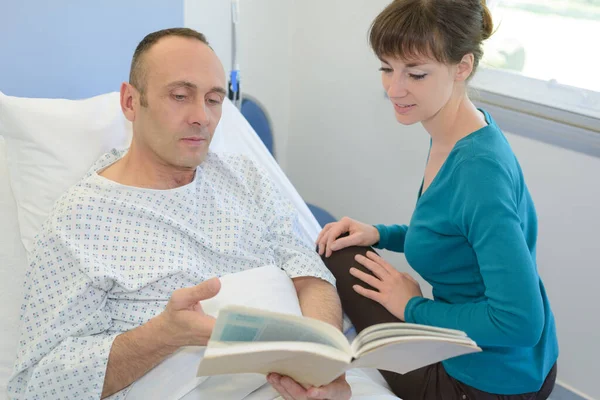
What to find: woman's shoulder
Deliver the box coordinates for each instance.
[446,112,528,193]
[452,110,519,171]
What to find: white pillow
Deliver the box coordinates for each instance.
[0,91,132,253]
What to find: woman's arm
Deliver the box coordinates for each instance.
[373,224,409,252]
[405,157,545,347]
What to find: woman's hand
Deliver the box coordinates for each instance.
[351,251,423,321]
[316,217,380,258]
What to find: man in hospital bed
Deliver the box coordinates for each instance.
[7,28,391,400]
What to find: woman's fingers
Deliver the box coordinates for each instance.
[325,224,349,258]
[353,284,384,304]
[349,267,383,291]
[354,253,389,280]
[316,224,334,255]
[365,251,396,275]
[328,234,361,253]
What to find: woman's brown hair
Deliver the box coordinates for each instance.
[369,0,494,75]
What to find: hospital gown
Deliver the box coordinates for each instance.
[7,149,335,400]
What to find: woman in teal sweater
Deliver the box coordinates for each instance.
[316,0,558,399]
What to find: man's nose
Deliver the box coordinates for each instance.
[190,102,210,126]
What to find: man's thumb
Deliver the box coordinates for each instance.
[182,277,221,305]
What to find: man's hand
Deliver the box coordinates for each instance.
[156,277,222,347]
[275,278,350,398]
[267,373,351,400]
[102,277,221,398]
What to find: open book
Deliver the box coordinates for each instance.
[197,304,481,387]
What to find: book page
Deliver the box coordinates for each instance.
[352,327,472,355]
[352,322,468,354]
[198,341,350,388]
[356,335,478,358]
[351,337,481,374]
[211,305,351,353]
[357,322,468,340]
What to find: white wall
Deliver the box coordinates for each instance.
[506,133,600,399]
[185,0,294,170]
[237,0,294,169]
[184,0,232,75]
[286,0,599,398]
[287,0,431,293]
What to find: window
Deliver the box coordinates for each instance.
[472,0,600,122]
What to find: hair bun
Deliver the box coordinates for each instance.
[481,0,494,40]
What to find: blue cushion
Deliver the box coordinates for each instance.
[240,97,274,156]
[307,203,337,227]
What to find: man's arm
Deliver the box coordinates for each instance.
[267,277,349,399]
[8,230,219,400]
[292,276,343,331]
[101,318,176,398]
[241,158,349,399]
[102,279,220,398]
[240,156,338,289]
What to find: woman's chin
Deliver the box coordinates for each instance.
[394,113,421,126]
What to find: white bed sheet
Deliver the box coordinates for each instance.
[0,138,28,399]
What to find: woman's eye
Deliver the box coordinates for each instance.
[409,73,427,80]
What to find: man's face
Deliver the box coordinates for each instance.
[129,36,227,170]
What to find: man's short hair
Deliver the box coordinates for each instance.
[129,28,210,106]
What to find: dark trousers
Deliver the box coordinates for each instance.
[319,243,557,400]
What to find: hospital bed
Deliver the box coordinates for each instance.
[0,91,399,399]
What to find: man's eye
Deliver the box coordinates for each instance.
[207,97,223,105]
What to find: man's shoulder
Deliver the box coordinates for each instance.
[46,179,95,222]
[87,148,127,176]
[47,149,123,221]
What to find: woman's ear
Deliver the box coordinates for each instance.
[455,53,475,82]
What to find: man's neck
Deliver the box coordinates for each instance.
[99,146,196,190]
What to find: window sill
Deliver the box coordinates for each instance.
[470,68,600,158]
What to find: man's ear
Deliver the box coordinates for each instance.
[455,53,475,82]
[120,82,137,122]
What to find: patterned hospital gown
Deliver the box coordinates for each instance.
[7,149,335,400]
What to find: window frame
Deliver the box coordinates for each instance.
[470,67,600,158]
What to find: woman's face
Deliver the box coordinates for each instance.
[379,55,458,126]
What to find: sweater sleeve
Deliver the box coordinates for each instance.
[373,224,408,253]
[405,157,545,348]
